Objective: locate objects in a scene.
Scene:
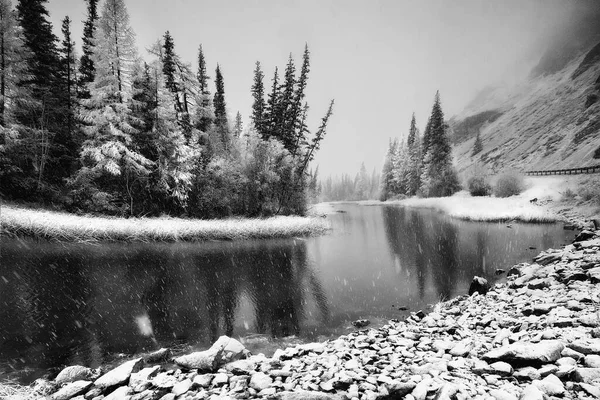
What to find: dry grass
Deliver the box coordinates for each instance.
[0,381,36,400]
[393,191,558,223]
[0,205,330,242]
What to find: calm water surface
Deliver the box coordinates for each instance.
[0,203,575,382]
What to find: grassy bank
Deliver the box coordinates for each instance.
[395,192,558,223]
[0,205,330,242]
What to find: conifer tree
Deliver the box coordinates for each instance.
[60,16,77,138]
[233,111,242,137]
[380,139,396,201]
[0,0,27,126]
[472,131,483,156]
[74,0,149,214]
[406,113,421,195]
[420,91,460,197]
[212,64,230,153]
[264,67,280,140]
[195,44,211,133]
[250,61,265,135]
[77,0,97,99]
[162,31,180,108]
[15,0,65,187]
[279,54,296,150]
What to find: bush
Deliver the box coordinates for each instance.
[467,175,492,196]
[579,177,600,205]
[494,171,525,198]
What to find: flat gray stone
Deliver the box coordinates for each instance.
[55,366,94,385]
[94,358,143,389]
[51,380,92,400]
[573,368,600,384]
[104,386,132,400]
[483,341,564,365]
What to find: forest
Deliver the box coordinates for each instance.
[0,0,334,218]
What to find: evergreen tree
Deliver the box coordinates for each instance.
[0,0,27,127]
[73,0,149,214]
[264,67,280,140]
[250,61,265,135]
[292,44,310,133]
[279,54,296,150]
[213,64,227,126]
[77,0,97,99]
[233,111,242,138]
[59,16,77,139]
[15,0,66,188]
[472,130,483,156]
[406,113,421,195]
[195,44,211,133]
[420,91,460,197]
[380,139,397,201]
[356,162,369,199]
[161,31,180,107]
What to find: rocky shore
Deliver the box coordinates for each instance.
[20,228,600,400]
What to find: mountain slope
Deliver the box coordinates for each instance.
[452,42,600,175]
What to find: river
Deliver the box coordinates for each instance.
[0,203,575,382]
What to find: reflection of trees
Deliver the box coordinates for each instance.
[382,206,460,301]
[20,251,94,369]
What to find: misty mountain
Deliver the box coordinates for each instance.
[450,19,600,175]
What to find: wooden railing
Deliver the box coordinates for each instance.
[525,164,600,176]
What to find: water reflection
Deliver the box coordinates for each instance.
[0,204,574,382]
[0,238,329,380]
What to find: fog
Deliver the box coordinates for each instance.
[48,0,599,177]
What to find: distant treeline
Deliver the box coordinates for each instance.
[317,164,380,202]
[0,0,334,218]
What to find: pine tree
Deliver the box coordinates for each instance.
[59,16,77,138]
[406,113,421,195]
[264,67,280,140]
[420,91,460,197]
[233,111,243,138]
[162,31,179,107]
[15,0,65,188]
[472,131,483,156]
[212,64,230,153]
[380,139,397,200]
[0,0,27,126]
[250,61,265,136]
[279,54,296,150]
[77,0,97,99]
[195,44,211,134]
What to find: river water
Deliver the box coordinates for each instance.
[0,203,575,382]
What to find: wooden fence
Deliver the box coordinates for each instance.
[525,164,600,176]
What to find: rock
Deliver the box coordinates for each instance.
[519,384,544,400]
[495,269,506,275]
[129,366,160,389]
[94,358,143,389]
[172,379,192,396]
[578,383,600,398]
[574,230,595,242]
[212,372,229,386]
[173,348,220,371]
[585,355,600,368]
[527,278,551,290]
[386,381,417,397]
[275,390,344,400]
[533,374,564,396]
[209,336,247,364]
[568,339,600,355]
[104,386,132,400]
[351,319,370,328]
[143,348,170,363]
[573,368,600,383]
[55,366,95,385]
[561,347,584,360]
[449,340,473,357]
[489,389,518,400]
[490,361,514,376]
[468,276,490,295]
[507,267,522,277]
[483,341,564,365]
[514,367,541,381]
[588,267,600,282]
[192,374,214,388]
[151,373,177,389]
[51,380,93,400]
[249,372,272,391]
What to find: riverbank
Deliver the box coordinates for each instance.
[5,227,599,400]
[384,176,600,226]
[0,204,330,242]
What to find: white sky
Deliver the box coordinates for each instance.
[47,0,572,177]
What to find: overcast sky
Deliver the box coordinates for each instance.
[47,0,572,177]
